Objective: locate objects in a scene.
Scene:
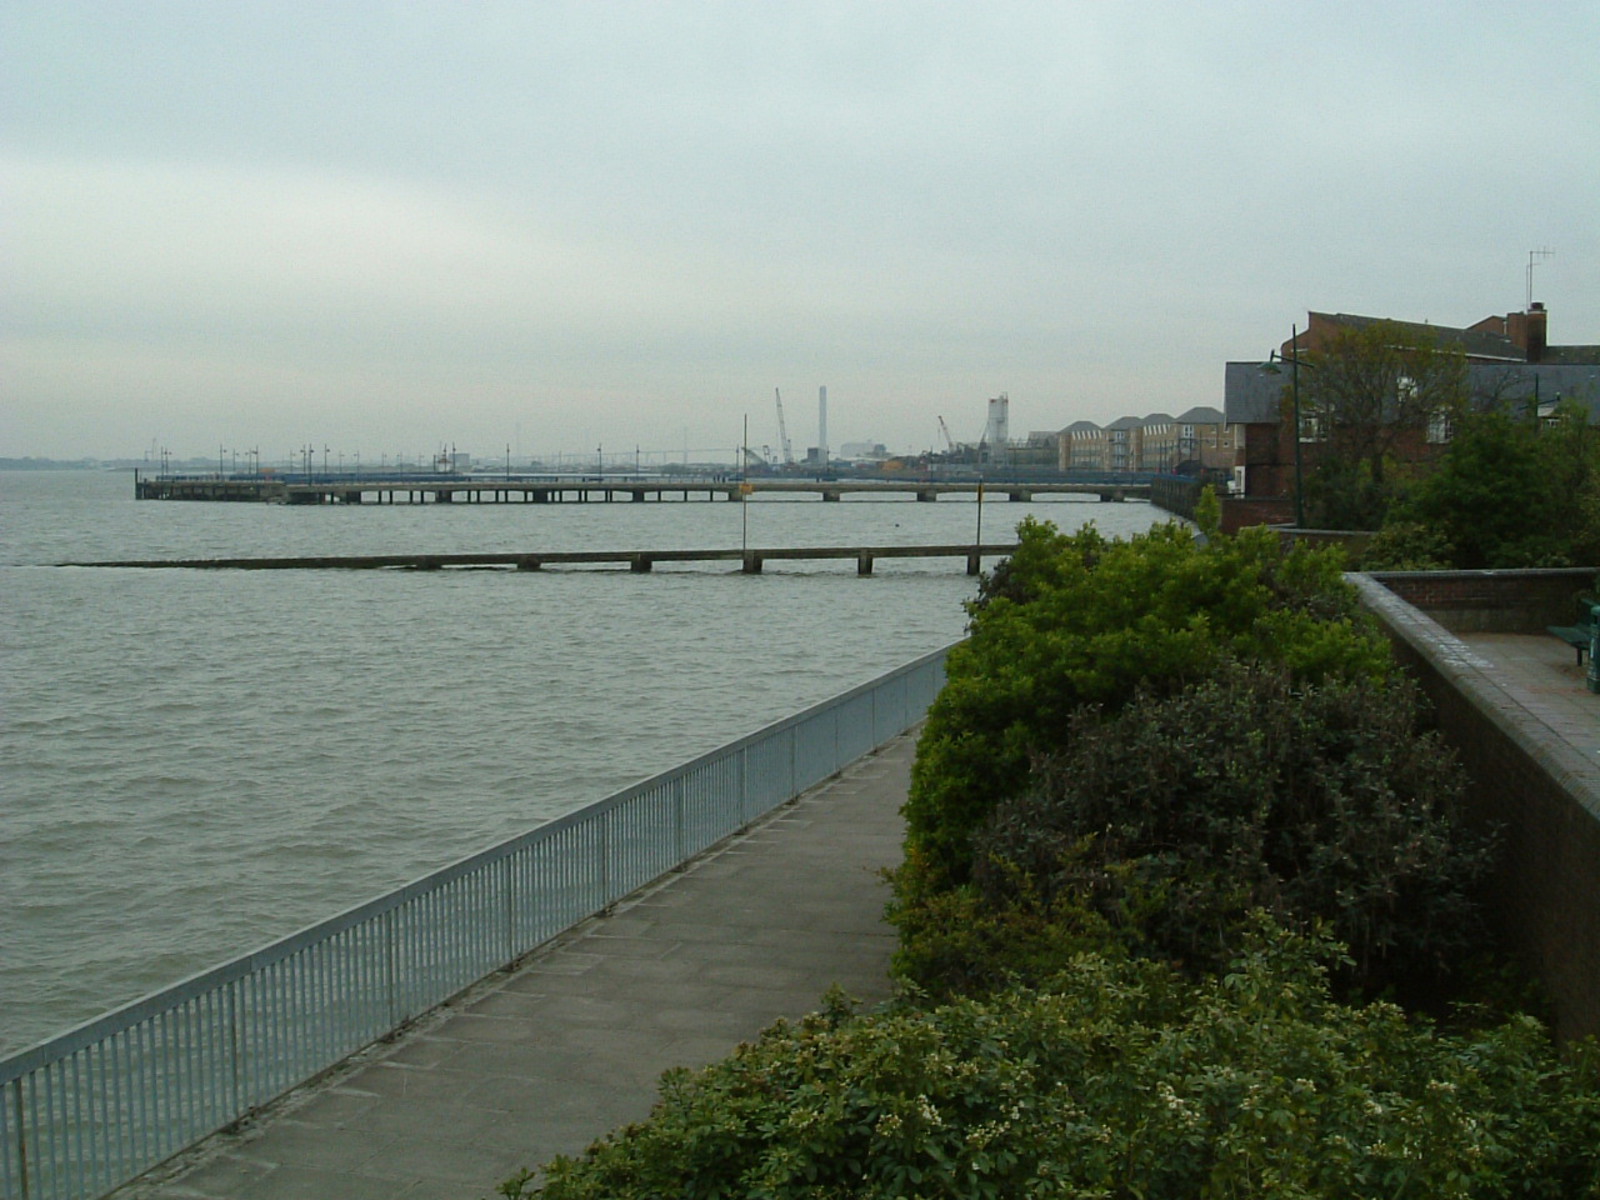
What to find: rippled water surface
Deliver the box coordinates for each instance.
[0,470,1172,1053]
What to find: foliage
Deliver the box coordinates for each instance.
[1294,320,1469,530]
[1193,482,1222,540]
[899,518,1391,899]
[507,928,1600,1200]
[1356,520,1456,571]
[961,665,1495,1000]
[1385,400,1600,569]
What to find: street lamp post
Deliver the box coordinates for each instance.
[1262,323,1308,528]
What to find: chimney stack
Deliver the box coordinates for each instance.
[1509,302,1549,363]
[818,386,828,467]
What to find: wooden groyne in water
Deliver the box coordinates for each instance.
[64,543,1022,575]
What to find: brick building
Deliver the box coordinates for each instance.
[1222,306,1600,527]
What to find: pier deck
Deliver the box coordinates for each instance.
[133,473,1150,505]
[68,543,1022,575]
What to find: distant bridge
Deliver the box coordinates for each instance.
[132,472,1152,505]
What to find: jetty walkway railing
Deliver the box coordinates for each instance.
[1,647,951,1200]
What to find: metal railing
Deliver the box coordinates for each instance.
[1,647,950,1200]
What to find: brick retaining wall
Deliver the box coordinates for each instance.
[1352,572,1600,1043]
[1372,567,1594,632]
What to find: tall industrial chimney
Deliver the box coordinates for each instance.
[818,386,828,467]
[983,393,1010,464]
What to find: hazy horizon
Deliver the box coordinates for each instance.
[6,2,1597,461]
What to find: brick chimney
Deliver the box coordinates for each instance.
[1508,302,1549,363]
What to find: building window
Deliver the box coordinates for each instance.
[1427,408,1451,444]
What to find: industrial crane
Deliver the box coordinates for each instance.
[937,416,955,453]
[774,389,796,466]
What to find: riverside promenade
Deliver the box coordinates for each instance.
[115,732,917,1200]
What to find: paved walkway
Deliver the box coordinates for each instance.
[1459,631,1600,764]
[120,733,916,1200]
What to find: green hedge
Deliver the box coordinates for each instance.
[900,518,1391,899]
[510,927,1600,1199]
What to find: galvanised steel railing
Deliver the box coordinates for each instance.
[1,646,950,1200]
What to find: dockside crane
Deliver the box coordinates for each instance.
[774,389,796,466]
[937,416,956,453]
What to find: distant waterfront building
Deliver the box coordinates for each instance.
[1104,416,1141,473]
[839,441,889,462]
[1172,406,1233,472]
[1061,420,1106,471]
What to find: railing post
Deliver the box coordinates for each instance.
[673,776,686,864]
[10,1077,26,1200]
[501,854,516,964]
[226,981,241,1127]
[383,908,398,1028]
[738,746,749,826]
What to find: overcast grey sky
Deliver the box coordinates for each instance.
[5,1,1597,463]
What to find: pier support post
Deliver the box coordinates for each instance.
[742,551,764,574]
[966,552,981,575]
[630,554,653,573]
[516,556,542,571]
[857,552,873,576]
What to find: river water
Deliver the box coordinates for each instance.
[0,470,1171,1055]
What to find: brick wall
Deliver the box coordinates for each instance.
[1219,495,1293,535]
[1372,568,1594,632]
[1352,573,1600,1043]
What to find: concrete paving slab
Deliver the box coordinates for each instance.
[115,730,916,1200]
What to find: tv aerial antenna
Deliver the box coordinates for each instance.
[1527,247,1554,311]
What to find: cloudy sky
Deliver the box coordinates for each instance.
[5,2,1598,464]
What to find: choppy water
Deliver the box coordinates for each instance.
[0,470,1171,1054]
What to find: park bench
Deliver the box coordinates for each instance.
[1548,594,1598,666]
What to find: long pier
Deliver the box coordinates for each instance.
[133,472,1150,505]
[65,543,1022,575]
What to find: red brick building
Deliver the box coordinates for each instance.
[1221,306,1600,531]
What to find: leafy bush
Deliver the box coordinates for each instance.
[900,518,1391,899]
[962,665,1495,999]
[1381,400,1600,569]
[507,927,1600,1200]
[1356,520,1456,571]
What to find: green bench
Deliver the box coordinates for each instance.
[1549,594,1599,665]
[1548,623,1593,665]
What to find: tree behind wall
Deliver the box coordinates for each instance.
[1295,321,1468,530]
[1391,399,1600,568]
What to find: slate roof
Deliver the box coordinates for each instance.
[1546,345,1600,366]
[1468,363,1600,419]
[1224,361,1291,424]
[1309,311,1525,363]
[1225,359,1600,426]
